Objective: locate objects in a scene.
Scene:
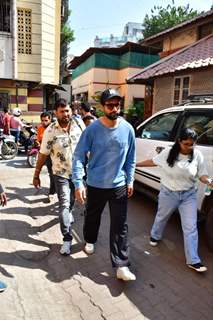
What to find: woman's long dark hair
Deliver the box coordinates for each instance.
[167,128,198,167]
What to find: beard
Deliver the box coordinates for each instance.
[105,113,119,120]
[58,117,70,125]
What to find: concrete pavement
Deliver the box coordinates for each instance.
[0,155,213,320]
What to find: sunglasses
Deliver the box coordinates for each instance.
[104,103,120,110]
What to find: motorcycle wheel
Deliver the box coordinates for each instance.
[27,153,38,167]
[1,141,18,160]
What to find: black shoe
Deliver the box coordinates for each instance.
[188,263,207,273]
[149,237,159,247]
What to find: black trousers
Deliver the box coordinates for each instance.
[84,185,130,268]
[45,156,56,195]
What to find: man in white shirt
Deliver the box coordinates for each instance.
[33,99,85,255]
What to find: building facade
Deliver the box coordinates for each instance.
[129,9,213,117]
[69,42,159,110]
[141,9,213,58]
[0,0,61,122]
[94,22,143,48]
[129,34,213,116]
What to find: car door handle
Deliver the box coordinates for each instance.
[155,146,165,154]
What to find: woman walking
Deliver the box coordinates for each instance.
[136,128,213,273]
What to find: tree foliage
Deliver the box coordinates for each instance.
[60,0,75,81]
[61,23,74,45]
[142,1,200,39]
[61,5,75,47]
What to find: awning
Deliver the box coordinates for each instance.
[44,84,67,92]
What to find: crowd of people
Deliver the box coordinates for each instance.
[0,106,25,142]
[1,88,213,291]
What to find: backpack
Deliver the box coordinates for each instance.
[72,116,84,132]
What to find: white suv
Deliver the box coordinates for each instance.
[135,98,213,250]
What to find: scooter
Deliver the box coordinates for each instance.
[19,125,37,153]
[27,139,40,167]
[0,130,18,160]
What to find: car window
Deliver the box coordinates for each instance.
[137,112,179,141]
[182,112,213,146]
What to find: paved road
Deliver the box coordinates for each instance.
[0,155,212,320]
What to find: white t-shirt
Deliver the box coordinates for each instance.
[153,148,208,191]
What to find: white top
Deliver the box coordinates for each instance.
[153,148,208,191]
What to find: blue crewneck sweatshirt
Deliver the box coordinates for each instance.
[72,118,136,189]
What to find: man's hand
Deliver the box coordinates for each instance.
[33,176,41,189]
[0,192,7,206]
[127,185,134,198]
[75,187,87,204]
[32,153,47,189]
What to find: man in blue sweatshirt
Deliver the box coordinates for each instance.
[72,88,136,281]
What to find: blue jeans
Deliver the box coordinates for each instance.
[151,185,201,265]
[10,129,20,143]
[53,175,75,242]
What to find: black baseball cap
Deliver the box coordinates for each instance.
[100,88,122,105]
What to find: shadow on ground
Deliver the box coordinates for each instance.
[0,182,213,319]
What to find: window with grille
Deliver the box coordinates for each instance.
[17,8,32,54]
[0,0,10,32]
[173,76,190,105]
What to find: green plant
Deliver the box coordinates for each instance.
[95,109,104,118]
[60,0,74,82]
[126,102,144,122]
[91,91,102,103]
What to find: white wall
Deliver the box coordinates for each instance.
[41,0,61,84]
[0,34,13,78]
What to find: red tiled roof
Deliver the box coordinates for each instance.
[128,34,213,83]
[141,9,213,43]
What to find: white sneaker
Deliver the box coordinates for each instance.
[149,237,159,247]
[60,241,71,255]
[116,267,136,281]
[48,194,55,203]
[188,263,207,273]
[70,212,75,224]
[84,242,95,255]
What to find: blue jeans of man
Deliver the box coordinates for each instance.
[151,185,201,265]
[53,175,75,242]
